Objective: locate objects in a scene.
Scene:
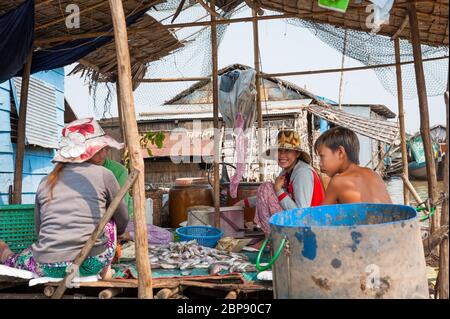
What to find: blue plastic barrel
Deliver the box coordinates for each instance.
[269,203,429,299]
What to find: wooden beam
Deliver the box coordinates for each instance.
[423,225,449,256]
[307,112,314,163]
[138,77,210,83]
[210,0,221,229]
[108,0,153,299]
[439,90,449,299]
[391,16,409,40]
[134,56,448,83]
[35,12,328,46]
[401,173,425,205]
[394,38,410,206]
[408,1,440,233]
[12,53,33,205]
[51,170,139,299]
[264,56,448,78]
[252,9,264,181]
[98,287,123,299]
[196,0,221,19]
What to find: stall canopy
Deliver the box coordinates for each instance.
[0,0,183,86]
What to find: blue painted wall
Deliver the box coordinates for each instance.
[0,68,64,205]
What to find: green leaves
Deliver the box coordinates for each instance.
[123,131,165,168]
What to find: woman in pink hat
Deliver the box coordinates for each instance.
[0,118,128,279]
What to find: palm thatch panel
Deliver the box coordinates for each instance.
[245,0,449,47]
[0,0,183,85]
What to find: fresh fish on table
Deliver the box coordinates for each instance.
[146,240,256,273]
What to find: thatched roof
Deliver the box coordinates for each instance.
[239,0,449,47]
[0,0,183,85]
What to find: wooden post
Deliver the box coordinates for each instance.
[52,171,139,299]
[338,29,348,110]
[108,0,153,299]
[99,288,123,299]
[394,38,410,206]
[438,90,449,299]
[307,112,314,163]
[252,9,264,181]
[116,81,126,144]
[408,1,439,233]
[12,53,33,204]
[210,0,220,228]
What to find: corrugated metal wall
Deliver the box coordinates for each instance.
[0,68,65,205]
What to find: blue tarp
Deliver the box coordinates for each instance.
[1,1,147,82]
[16,9,148,77]
[0,0,35,83]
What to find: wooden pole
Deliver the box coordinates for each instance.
[408,1,439,233]
[52,170,139,299]
[133,56,448,84]
[12,53,33,205]
[307,112,314,163]
[35,13,331,45]
[401,173,425,205]
[210,0,220,228]
[252,9,264,181]
[99,288,123,299]
[108,0,153,299]
[394,38,410,206]
[338,30,348,110]
[438,90,449,299]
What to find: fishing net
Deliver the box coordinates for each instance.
[287,18,449,100]
[84,0,247,117]
[80,2,448,117]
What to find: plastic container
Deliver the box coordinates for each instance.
[176,226,223,248]
[268,203,429,299]
[0,204,37,253]
[187,206,245,238]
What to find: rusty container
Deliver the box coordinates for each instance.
[223,182,261,223]
[169,178,214,228]
[269,203,429,299]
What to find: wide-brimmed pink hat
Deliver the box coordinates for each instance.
[52,118,124,163]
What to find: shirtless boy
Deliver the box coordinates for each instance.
[314,127,392,205]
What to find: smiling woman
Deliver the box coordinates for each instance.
[237,130,325,236]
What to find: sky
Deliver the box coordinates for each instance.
[64,7,448,135]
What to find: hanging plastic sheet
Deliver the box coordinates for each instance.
[0,0,35,83]
[218,69,257,198]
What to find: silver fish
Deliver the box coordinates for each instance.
[208,263,222,275]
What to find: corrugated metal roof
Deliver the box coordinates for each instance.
[13,77,59,149]
[307,104,399,144]
[138,99,312,121]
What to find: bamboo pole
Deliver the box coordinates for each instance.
[36,12,330,45]
[252,9,264,181]
[99,288,123,299]
[338,30,348,110]
[401,173,425,205]
[12,53,33,205]
[264,56,448,78]
[210,0,220,228]
[394,38,410,206]
[108,0,153,299]
[307,112,314,163]
[133,56,448,83]
[408,1,440,233]
[52,170,139,299]
[438,90,449,299]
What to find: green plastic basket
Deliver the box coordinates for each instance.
[0,204,38,253]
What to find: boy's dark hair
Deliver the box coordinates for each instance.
[314,127,360,164]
